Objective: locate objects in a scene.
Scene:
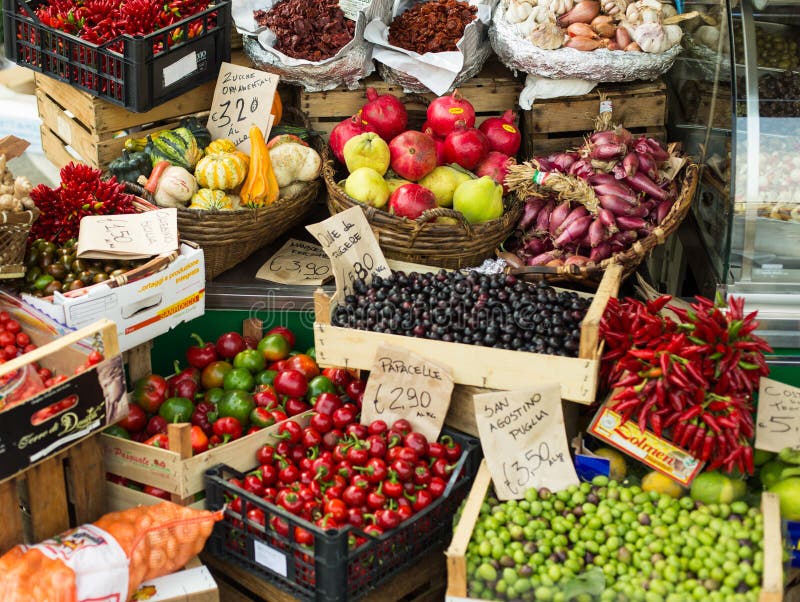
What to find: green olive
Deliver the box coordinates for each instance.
[93,273,109,283]
[26,248,40,267]
[110,268,127,277]
[25,266,42,284]
[33,273,54,290]
[43,280,63,295]
[78,270,94,282]
[41,241,57,255]
[67,279,85,291]
[46,263,67,280]
[71,259,87,273]
[63,272,76,284]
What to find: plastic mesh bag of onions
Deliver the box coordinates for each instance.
[0,502,221,602]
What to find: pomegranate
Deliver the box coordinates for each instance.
[478,110,521,156]
[388,184,437,220]
[475,151,515,193]
[426,90,476,138]
[442,123,489,171]
[329,115,377,164]
[389,131,438,181]
[421,122,446,165]
[361,88,408,142]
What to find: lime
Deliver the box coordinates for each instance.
[642,472,683,499]
[753,449,776,467]
[690,472,745,504]
[759,459,790,489]
[594,447,628,481]
[768,478,800,520]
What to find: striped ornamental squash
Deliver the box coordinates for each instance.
[194,153,249,190]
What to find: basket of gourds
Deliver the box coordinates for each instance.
[114,105,323,280]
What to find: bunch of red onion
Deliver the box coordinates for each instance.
[506,127,680,268]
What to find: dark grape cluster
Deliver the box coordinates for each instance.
[332,270,591,357]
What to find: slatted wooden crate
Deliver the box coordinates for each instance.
[296,59,524,140]
[522,79,667,157]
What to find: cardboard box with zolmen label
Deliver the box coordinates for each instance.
[23,244,205,353]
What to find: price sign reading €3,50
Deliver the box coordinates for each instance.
[475,385,579,500]
[207,63,279,154]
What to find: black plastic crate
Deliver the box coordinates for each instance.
[2,0,231,112]
[204,428,481,602]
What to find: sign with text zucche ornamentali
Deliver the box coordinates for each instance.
[360,343,454,442]
[475,385,579,500]
[206,63,279,154]
[756,377,800,453]
[306,205,391,297]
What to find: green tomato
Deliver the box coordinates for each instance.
[158,396,195,423]
[306,375,336,400]
[217,389,255,427]
[254,369,278,386]
[233,349,266,374]
[105,424,131,439]
[223,367,255,391]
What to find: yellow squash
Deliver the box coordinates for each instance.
[239,126,279,208]
[188,188,236,211]
[194,152,248,190]
[205,139,250,169]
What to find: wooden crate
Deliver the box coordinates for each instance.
[676,79,732,131]
[522,79,667,157]
[296,59,523,140]
[203,544,447,602]
[313,264,622,404]
[0,435,106,556]
[445,461,786,602]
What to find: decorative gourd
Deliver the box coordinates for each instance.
[268,143,321,188]
[188,188,235,211]
[239,126,279,208]
[179,116,212,149]
[108,149,152,184]
[205,139,250,170]
[271,94,283,126]
[145,127,202,171]
[139,161,197,208]
[266,134,309,150]
[194,153,248,190]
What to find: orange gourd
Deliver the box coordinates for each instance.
[271,94,283,125]
[240,126,279,207]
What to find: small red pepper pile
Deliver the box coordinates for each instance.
[600,293,771,475]
[224,412,464,550]
[28,163,136,245]
[34,0,212,54]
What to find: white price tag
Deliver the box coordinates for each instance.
[256,239,332,285]
[254,540,288,577]
[756,377,800,453]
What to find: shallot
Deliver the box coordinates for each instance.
[527,250,563,266]
[524,235,551,256]
[589,130,620,146]
[590,143,627,160]
[622,152,639,177]
[588,173,618,186]
[556,205,590,235]
[535,201,554,232]
[565,255,592,266]
[565,36,604,50]
[644,137,670,162]
[590,242,612,261]
[615,215,648,230]
[558,0,600,26]
[593,180,636,200]
[547,152,578,172]
[598,208,618,231]
[599,195,640,216]
[656,199,674,223]
[549,202,573,235]
[519,198,545,230]
[555,214,593,246]
[615,26,632,48]
[567,23,597,38]
[569,159,595,179]
[588,218,609,247]
[591,15,615,38]
[623,172,667,201]
[636,151,658,180]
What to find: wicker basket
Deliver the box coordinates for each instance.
[0,209,39,279]
[509,161,700,287]
[323,150,522,269]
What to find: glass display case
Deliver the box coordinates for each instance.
[668,0,800,347]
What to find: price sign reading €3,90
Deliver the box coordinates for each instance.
[207,63,279,154]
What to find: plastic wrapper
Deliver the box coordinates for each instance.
[366,0,496,95]
[0,502,221,602]
[490,2,681,81]
[233,0,383,91]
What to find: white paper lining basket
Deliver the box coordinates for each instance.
[376,43,492,93]
[489,2,681,82]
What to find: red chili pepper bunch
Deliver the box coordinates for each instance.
[28,162,136,245]
[600,294,771,475]
[223,414,463,552]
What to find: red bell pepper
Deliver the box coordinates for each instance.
[186,333,218,369]
[212,416,243,442]
[190,425,209,454]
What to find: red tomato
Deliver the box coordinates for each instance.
[5,320,21,334]
[266,326,296,349]
[15,332,30,348]
[0,331,15,347]
[273,370,309,398]
[284,354,319,380]
[118,403,148,433]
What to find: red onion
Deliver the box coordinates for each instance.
[549,202,573,235]
[656,199,674,223]
[555,214,593,246]
[622,152,639,177]
[612,230,637,245]
[426,90,476,138]
[645,138,670,163]
[590,242,612,261]
[589,130,620,146]
[593,181,636,201]
[535,201,554,232]
[598,208,618,231]
[556,205,589,236]
[599,195,641,216]
[478,110,521,156]
[443,123,489,171]
[524,235,551,256]
[616,216,648,230]
[329,114,378,164]
[547,152,578,173]
[623,172,667,201]
[588,173,618,186]
[587,218,609,247]
[569,159,594,179]
[590,143,627,160]
[519,197,546,230]
[614,126,633,148]
[537,158,557,172]
[361,88,408,142]
[636,151,658,181]
[527,250,562,266]
[612,163,627,180]
[638,225,653,238]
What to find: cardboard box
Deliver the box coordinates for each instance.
[0,293,125,483]
[23,243,205,353]
[130,557,219,602]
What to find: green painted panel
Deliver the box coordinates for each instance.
[149,309,315,376]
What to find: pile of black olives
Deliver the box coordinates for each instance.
[332,270,591,356]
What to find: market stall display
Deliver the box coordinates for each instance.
[0,154,37,279]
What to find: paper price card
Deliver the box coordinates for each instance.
[256,239,332,285]
[360,343,454,442]
[474,385,579,500]
[77,209,179,260]
[207,63,279,154]
[306,205,391,297]
[756,377,800,453]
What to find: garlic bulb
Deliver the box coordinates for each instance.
[663,23,682,47]
[625,0,663,26]
[660,2,677,18]
[602,0,628,17]
[624,20,681,52]
[529,20,565,49]
[505,0,534,23]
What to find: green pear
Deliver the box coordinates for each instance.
[343,132,390,175]
[418,166,473,207]
[453,176,504,223]
[385,176,412,194]
[345,167,390,209]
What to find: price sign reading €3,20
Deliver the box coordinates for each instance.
[207,63,279,154]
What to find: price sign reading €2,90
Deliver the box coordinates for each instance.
[207,63,279,154]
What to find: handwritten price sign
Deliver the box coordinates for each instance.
[474,385,579,500]
[361,343,454,441]
[306,206,391,297]
[207,63,279,154]
[256,239,331,286]
[756,377,800,453]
